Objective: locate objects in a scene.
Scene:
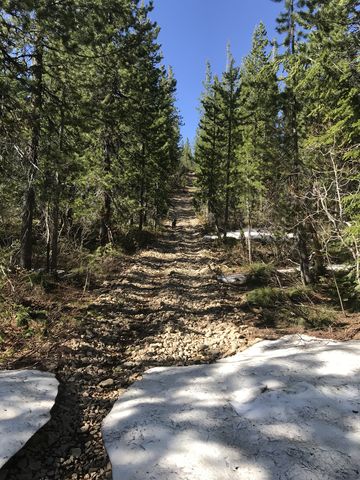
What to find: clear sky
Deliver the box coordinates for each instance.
[149,0,283,145]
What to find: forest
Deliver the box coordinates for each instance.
[1,0,180,272]
[0,0,359,479]
[195,0,359,290]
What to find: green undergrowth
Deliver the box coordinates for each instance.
[246,284,338,329]
[327,269,360,311]
[0,296,50,350]
[0,226,161,365]
[120,228,157,253]
[246,284,314,307]
[245,262,276,287]
[260,304,336,330]
[59,231,155,289]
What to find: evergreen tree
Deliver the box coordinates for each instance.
[195,66,226,232]
[273,0,315,284]
[217,47,241,238]
[237,23,280,262]
[0,0,181,269]
[297,0,360,283]
[180,139,194,171]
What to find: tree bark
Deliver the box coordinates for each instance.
[20,186,36,269]
[246,200,253,264]
[287,0,311,285]
[50,94,65,272]
[99,134,112,246]
[139,143,146,231]
[20,37,43,269]
[223,115,232,240]
[50,173,60,272]
[310,223,326,281]
[297,223,313,286]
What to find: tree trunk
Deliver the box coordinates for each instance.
[139,143,146,231]
[20,187,35,269]
[246,200,252,264]
[50,175,60,272]
[99,190,111,246]
[223,118,232,240]
[310,223,326,281]
[45,204,51,273]
[20,37,43,269]
[297,223,312,285]
[289,22,311,285]
[99,134,112,246]
[50,95,65,272]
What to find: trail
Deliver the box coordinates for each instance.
[3,175,251,479]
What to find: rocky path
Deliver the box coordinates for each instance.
[1,177,254,480]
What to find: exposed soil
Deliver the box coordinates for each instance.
[1,175,359,480]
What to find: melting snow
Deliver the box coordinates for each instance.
[204,230,295,241]
[0,370,59,468]
[103,335,360,480]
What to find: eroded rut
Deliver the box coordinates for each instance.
[2,178,253,480]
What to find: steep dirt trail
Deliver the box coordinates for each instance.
[2,176,252,480]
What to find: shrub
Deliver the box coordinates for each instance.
[247,263,275,287]
[287,285,313,302]
[15,304,31,327]
[121,229,156,253]
[246,287,285,307]
[300,307,335,329]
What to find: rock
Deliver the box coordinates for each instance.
[98,378,114,388]
[71,448,82,458]
[29,459,42,471]
[80,424,90,433]
[217,273,248,285]
[17,458,28,470]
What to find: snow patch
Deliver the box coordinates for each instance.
[0,370,59,468]
[204,230,294,241]
[102,335,360,480]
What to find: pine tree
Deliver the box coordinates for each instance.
[0,0,181,269]
[237,23,280,262]
[217,47,241,239]
[273,0,315,284]
[180,139,194,171]
[195,65,226,232]
[297,0,360,283]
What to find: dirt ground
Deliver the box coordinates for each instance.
[1,176,359,480]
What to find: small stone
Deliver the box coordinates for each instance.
[29,460,42,471]
[81,424,90,433]
[99,378,114,388]
[71,448,82,458]
[17,458,28,470]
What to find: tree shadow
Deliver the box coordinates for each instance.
[103,337,360,480]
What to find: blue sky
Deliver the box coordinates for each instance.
[150,0,283,145]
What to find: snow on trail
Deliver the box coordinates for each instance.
[102,335,360,480]
[204,230,295,241]
[0,370,59,468]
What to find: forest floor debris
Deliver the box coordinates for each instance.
[0,182,359,479]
